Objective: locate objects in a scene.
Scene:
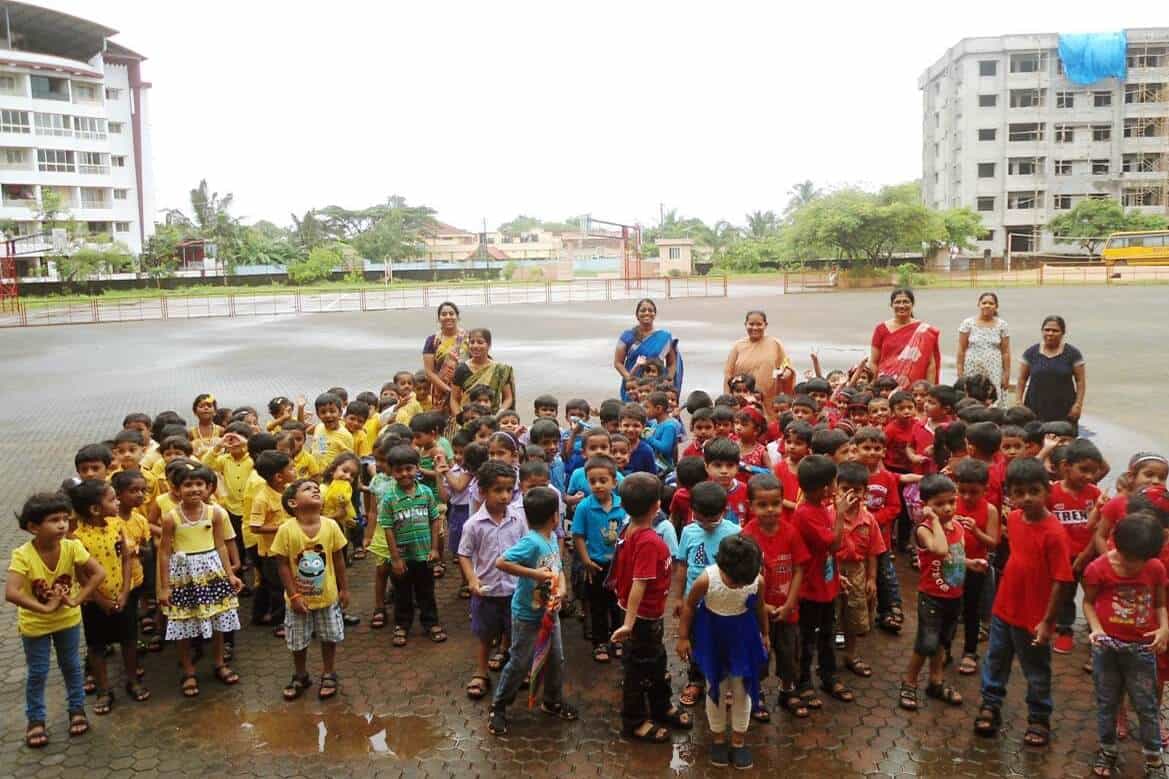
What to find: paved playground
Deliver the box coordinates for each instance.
[0,283,1164,777]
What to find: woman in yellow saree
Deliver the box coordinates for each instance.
[449,328,515,415]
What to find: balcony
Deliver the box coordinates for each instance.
[0,150,33,171]
[1,184,36,208]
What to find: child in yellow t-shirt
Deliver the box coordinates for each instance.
[74,443,112,482]
[67,479,149,711]
[149,435,193,505]
[311,393,354,472]
[277,421,320,480]
[344,401,373,458]
[111,470,159,648]
[201,424,255,563]
[9,492,105,746]
[190,393,223,458]
[249,451,296,632]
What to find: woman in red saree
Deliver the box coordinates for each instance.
[868,288,940,390]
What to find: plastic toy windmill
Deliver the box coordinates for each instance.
[527,575,561,709]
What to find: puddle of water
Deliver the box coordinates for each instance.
[669,742,694,773]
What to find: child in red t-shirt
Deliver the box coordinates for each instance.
[899,474,988,711]
[670,457,708,528]
[1082,513,1169,777]
[965,421,1004,513]
[884,391,931,475]
[1047,439,1104,655]
[774,421,812,523]
[856,426,904,634]
[680,408,715,461]
[610,473,691,742]
[835,462,886,682]
[952,459,1000,676]
[1093,452,1169,556]
[742,473,809,719]
[974,458,1074,747]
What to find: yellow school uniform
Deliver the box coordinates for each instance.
[72,518,127,602]
[160,494,235,542]
[190,424,223,458]
[201,451,254,516]
[239,472,266,549]
[122,509,151,589]
[8,539,90,637]
[322,479,357,529]
[269,518,347,610]
[362,415,381,450]
[293,449,319,480]
[311,424,354,472]
[249,483,290,557]
[394,398,423,426]
[139,440,161,471]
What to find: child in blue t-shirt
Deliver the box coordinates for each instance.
[488,487,576,736]
[645,391,682,476]
[672,481,740,706]
[618,404,657,475]
[571,456,627,662]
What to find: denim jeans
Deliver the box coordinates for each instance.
[492,615,564,710]
[797,599,837,689]
[21,624,85,724]
[980,615,1053,720]
[1056,563,1083,635]
[875,551,902,618]
[1093,638,1162,754]
[621,617,673,729]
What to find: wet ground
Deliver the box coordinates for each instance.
[0,283,1165,777]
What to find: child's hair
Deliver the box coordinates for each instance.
[874,376,899,393]
[565,398,589,416]
[702,437,739,465]
[533,394,559,412]
[610,433,630,448]
[497,409,521,425]
[280,478,318,514]
[160,435,193,455]
[231,406,258,424]
[582,428,611,448]
[529,418,561,444]
[468,386,494,405]
[17,492,73,530]
[953,457,989,485]
[710,406,735,427]
[735,408,766,434]
[676,457,708,488]
[122,412,151,431]
[804,378,831,396]
[158,424,189,443]
[391,371,413,385]
[919,473,957,502]
[785,421,814,445]
[164,457,197,487]
[412,370,428,386]
[409,411,444,436]
[314,392,343,411]
[345,400,371,422]
[522,486,559,528]
[852,426,886,446]
[714,394,738,408]
[927,385,958,412]
[74,443,112,469]
[1040,420,1077,439]
[1049,445,1069,474]
[826,369,846,384]
[647,391,670,411]
[1065,438,1104,466]
[836,461,869,488]
[690,407,714,427]
[326,386,348,403]
[267,396,292,417]
[954,374,997,405]
[463,415,498,437]
[1005,457,1049,490]
[1023,421,1045,447]
[1129,486,1169,528]
[192,393,217,412]
[477,460,517,492]
[323,452,360,483]
[791,394,818,412]
[584,455,617,478]
[247,432,278,460]
[523,444,546,463]
[487,431,520,456]
[174,464,215,489]
[212,408,232,427]
[747,472,783,501]
[774,393,792,408]
[1000,424,1026,442]
[387,445,420,468]
[932,421,967,469]
[281,419,308,434]
[729,373,757,392]
[356,391,379,407]
[113,429,145,448]
[1004,405,1038,427]
[110,469,145,492]
[519,458,550,483]
[1114,512,1164,560]
[811,428,850,457]
[619,472,662,517]
[797,454,837,493]
[639,357,666,376]
[462,442,490,474]
[619,403,647,425]
[691,481,728,519]
[598,399,623,424]
[685,390,714,415]
[715,535,761,586]
[256,450,292,483]
[957,406,993,425]
[224,421,253,439]
[888,389,914,409]
[63,479,108,521]
[450,429,472,450]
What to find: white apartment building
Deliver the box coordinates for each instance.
[920,29,1169,253]
[0,2,152,275]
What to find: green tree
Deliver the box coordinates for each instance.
[938,207,986,250]
[290,210,328,251]
[168,179,244,272]
[287,244,340,285]
[56,241,134,286]
[141,223,185,285]
[745,210,779,239]
[1047,199,1168,255]
[497,215,542,234]
[783,179,821,218]
[786,187,944,266]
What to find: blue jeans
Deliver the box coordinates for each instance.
[875,551,902,618]
[21,624,85,724]
[1093,638,1162,754]
[980,615,1053,721]
[492,615,564,710]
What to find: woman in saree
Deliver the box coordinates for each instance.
[613,298,683,401]
[868,287,940,390]
[723,309,795,417]
[449,328,515,415]
[422,301,469,414]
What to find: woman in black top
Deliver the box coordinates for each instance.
[1016,315,1086,424]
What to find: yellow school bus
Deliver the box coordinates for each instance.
[1101,230,1169,266]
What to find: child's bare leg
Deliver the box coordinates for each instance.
[211,631,225,665]
[88,647,109,690]
[321,642,336,675]
[293,648,308,676]
[177,639,194,675]
[120,639,139,681]
[476,639,491,677]
[375,565,389,611]
[904,653,927,686]
[927,651,945,687]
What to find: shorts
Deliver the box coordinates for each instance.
[284,602,345,652]
[839,560,872,636]
[81,599,137,647]
[914,591,962,657]
[470,595,512,643]
[447,503,470,557]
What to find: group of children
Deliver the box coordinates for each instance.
[7,360,1169,776]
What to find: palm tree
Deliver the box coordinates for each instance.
[745,210,779,239]
[784,180,821,217]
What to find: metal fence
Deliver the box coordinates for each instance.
[782,262,1169,293]
[0,275,728,328]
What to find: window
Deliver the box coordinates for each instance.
[1091,124,1112,141]
[105,87,121,100]
[1010,52,1047,73]
[34,112,71,137]
[982,230,995,242]
[1009,88,1045,108]
[108,122,123,135]
[1125,117,1168,138]
[977,128,996,141]
[1056,91,1074,108]
[667,247,681,260]
[1125,82,1167,104]
[976,162,995,178]
[1091,159,1110,174]
[111,155,126,168]
[0,148,26,168]
[73,116,106,140]
[1008,157,1043,175]
[1123,153,1166,172]
[30,75,68,101]
[1123,188,1165,207]
[80,188,107,208]
[115,221,130,233]
[1093,91,1112,107]
[1128,46,1168,69]
[78,152,107,175]
[1054,124,1074,142]
[1007,191,1044,209]
[0,109,30,134]
[978,94,998,107]
[1053,194,1074,210]
[1008,122,1044,141]
[37,148,74,172]
[113,188,128,200]
[71,82,99,102]
[0,73,18,95]
[977,196,995,212]
[2,184,34,203]
[1054,160,1072,175]
[979,60,997,77]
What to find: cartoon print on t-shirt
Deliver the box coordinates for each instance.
[602,518,621,546]
[31,574,73,603]
[1110,585,1151,628]
[295,545,327,597]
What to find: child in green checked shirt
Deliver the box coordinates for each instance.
[379,445,447,647]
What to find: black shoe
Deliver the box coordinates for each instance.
[342,613,361,627]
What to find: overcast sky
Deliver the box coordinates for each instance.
[38,1,1169,231]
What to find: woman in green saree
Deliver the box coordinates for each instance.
[449,328,515,416]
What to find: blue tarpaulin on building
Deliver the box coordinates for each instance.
[1057,31,1127,85]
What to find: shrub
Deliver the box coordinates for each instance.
[287,245,339,285]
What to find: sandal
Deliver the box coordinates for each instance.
[925,682,963,706]
[845,657,873,678]
[780,692,810,718]
[428,626,448,643]
[213,664,240,685]
[466,674,490,699]
[488,705,508,736]
[140,616,156,635]
[282,673,312,701]
[124,681,150,702]
[488,651,509,672]
[84,674,97,695]
[822,678,855,703]
[353,548,367,560]
[371,608,387,629]
[974,705,1001,737]
[459,585,472,600]
[627,720,670,743]
[1023,718,1051,747]
[318,672,339,700]
[145,635,163,653]
[392,627,408,647]
[342,612,361,627]
[877,614,902,634]
[1092,747,1119,777]
[68,711,89,737]
[180,673,200,698]
[798,686,824,710]
[25,721,48,749]
[898,682,918,711]
[751,704,771,723]
[93,689,114,715]
[656,705,693,730]
[540,701,579,721]
[959,654,979,675]
[679,683,704,706]
[890,605,904,623]
[432,563,446,579]
[592,644,612,664]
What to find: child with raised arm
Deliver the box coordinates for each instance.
[488,487,576,736]
[7,492,105,748]
[855,426,904,634]
[272,479,349,701]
